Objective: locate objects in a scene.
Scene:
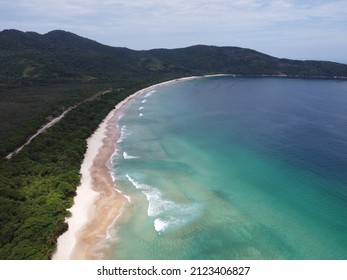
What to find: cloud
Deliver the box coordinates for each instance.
[1,0,346,61]
[2,0,345,29]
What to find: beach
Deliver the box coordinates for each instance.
[53,76,201,259]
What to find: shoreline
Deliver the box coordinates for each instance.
[53,76,202,259]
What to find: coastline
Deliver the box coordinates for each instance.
[53,76,202,259]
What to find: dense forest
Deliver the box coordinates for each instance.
[1,29,347,259]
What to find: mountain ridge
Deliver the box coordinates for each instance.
[1,29,347,88]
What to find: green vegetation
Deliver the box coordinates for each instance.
[1,29,347,259]
[0,83,110,157]
[0,86,148,259]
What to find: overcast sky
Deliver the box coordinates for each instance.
[1,0,346,63]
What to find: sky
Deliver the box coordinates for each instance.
[1,0,347,63]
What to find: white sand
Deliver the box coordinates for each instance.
[52,111,114,259]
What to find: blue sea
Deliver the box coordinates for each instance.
[109,76,347,259]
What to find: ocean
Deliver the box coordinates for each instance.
[108,76,347,259]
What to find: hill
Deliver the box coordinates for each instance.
[1,29,347,88]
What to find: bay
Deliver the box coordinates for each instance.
[109,76,347,259]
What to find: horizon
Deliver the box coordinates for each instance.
[1,1,346,64]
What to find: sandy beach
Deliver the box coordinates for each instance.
[53,76,201,259]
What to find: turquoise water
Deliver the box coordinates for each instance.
[110,76,347,259]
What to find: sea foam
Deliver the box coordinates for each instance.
[126,174,174,216]
[144,90,155,98]
[125,174,200,233]
[123,152,140,159]
[154,218,170,233]
[117,125,128,143]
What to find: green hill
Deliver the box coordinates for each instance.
[1,29,347,87]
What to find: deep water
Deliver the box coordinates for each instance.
[110,76,347,259]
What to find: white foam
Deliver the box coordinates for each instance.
[139,106,144,111]
[123,152,140,159]
[126,174,176,217]
[113,183,131,203]
[116,188,130,201]
[139,113,143,117]
[125,174,202,233]
[117,125,127,143]
[144,90,155,98]
[110,172,116,182]
[141,99,147,104]
[154,218,170,232]
[117,113,124,121]
[126,174,150,190]
[143,189,176,217]
[124,195,132,203]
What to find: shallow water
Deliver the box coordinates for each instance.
[110,76,347,259]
